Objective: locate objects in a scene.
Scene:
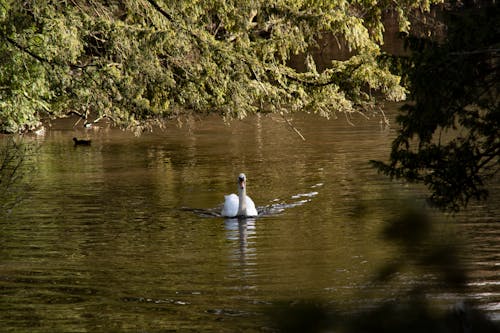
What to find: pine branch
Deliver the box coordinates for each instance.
[3,35,97,70]
[145,0,174,22]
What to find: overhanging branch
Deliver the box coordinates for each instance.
[3,35,97,70]
[145,0,174,22]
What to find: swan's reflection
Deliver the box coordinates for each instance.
[224,217,257,268]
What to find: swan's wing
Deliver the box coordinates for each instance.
[245,196,258,217]
[221,194,238,217]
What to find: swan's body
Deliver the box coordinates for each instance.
[221,173,258,218]
[221,194,257,218]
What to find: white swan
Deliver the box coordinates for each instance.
[221,173,258,217]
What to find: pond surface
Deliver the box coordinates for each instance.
[1,106,499,331]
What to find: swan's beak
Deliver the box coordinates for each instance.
[239,179,245,189]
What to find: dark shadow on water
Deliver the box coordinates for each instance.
[269,298,500,333]
[266,200,500,333]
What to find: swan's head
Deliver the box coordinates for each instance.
[238,173,246,189]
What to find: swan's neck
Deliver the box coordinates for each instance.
[237,185,247,216]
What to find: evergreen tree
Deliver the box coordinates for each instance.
[0,0,437,132]
[373,2,500,211]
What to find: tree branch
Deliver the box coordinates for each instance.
[285,63,362,88]
[145,0,174,22]
[281,113,306,141]
[3,35,98,70]
[5,36,52,66]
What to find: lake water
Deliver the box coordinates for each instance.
[1,105,499,331]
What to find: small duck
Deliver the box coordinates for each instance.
[73,137,91,146]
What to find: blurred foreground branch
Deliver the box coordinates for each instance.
[267,201,500,333]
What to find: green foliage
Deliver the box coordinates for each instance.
[372,2,500,211]
[0,0,440,133]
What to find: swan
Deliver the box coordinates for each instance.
[221,173,258,218]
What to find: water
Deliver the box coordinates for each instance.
[1,107,499,331]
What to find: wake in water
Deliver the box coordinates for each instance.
[181,183,323,218]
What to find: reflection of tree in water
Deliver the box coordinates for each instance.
[0,138,35,216]
[268,202,500,333]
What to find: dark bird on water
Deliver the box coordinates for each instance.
[73,137,91,146]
